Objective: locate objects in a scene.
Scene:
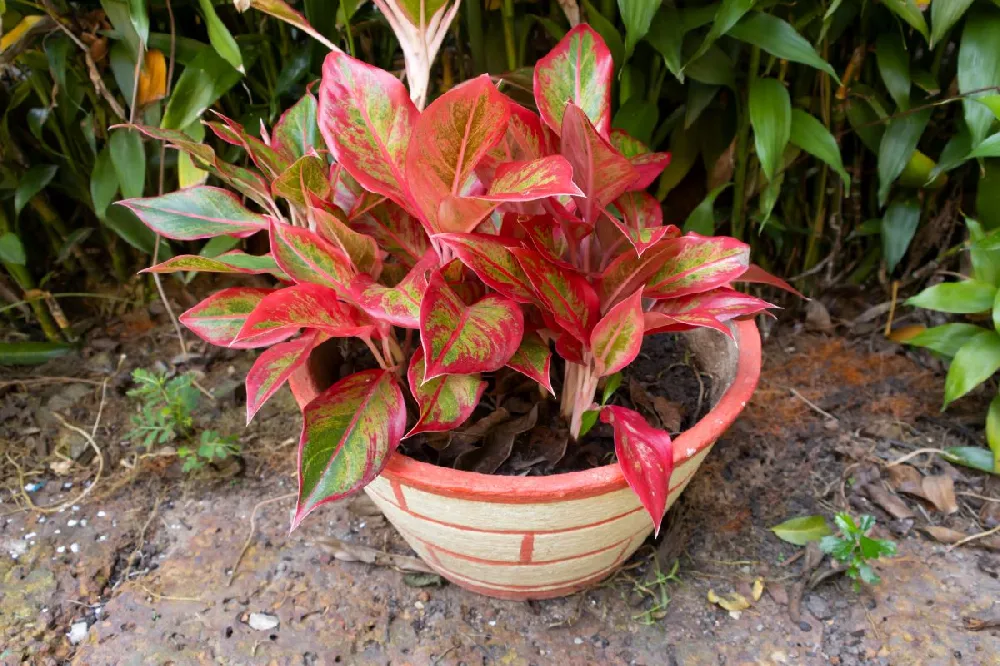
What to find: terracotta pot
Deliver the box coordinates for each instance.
[289,320,761,600]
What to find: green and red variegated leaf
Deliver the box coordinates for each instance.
[435,232,536,303]
[533,24,614,138]
[142,251,286,277]
[349,258,430,329]
[507,331,553,394]
[292,369,406,529]
[652,287,775,321]
[735,263,802,297]
[272,155,331,207]
[436,195,499,235]
[511,246,599,342]
[554,328,586,364]
[209,114,291,178]
[643,311,733,339]
[590,287,644,377]
[272,93,318,160]
[245,330,322,423]
[406,75,510,232]
[609,191,668,256]
[644,235,751,300]
[120,186,268,240]
[406,347,485,436]
[560,104,638,224]
[330,164,387,220]
[483,102,547,173]
[479,156,583,202]
[270,220,356,291]
[609,129,671,191]
[236,283,373,343]
[310,206,381,276]
[179,287,296,349]
[351,201,430,268]
[601,405,673,535]
[318,50,418,211]
[420,262,525,381]
[514,213,589,268]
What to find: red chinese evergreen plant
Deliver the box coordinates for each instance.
[121,25,785,534]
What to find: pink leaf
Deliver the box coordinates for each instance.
[482,102,548,175]
[245,330,322,423]
[349,258,432,329]
[270,220,356,291]
[511,246,599,342]
[235,283,374,343]
[610,129,671,190]
[735,263,803,297]
[351,201,431,268]
[479,156,583,201]
[179,288,296,349]
[533,24,614,138]
[435,232,536,304]
[590,287,644,377]
[601,405,674,535]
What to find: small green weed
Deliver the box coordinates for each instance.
[820,513,897,590]
[631,558,681,625]
[178,431,241,472]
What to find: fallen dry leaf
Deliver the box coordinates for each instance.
[456,406,538,474]
[887,325,925,343]
[752,577,765,602]
[922,526,966,544]
[652,397,684,432]
[887,464,925,498]
[921,475,958,514]
[804,300,833,332]
[767,583,789,605]
[313,538,433,574]
[865,484,915,520]
[707,589,751,612]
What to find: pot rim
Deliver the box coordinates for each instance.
[289,319,761,504]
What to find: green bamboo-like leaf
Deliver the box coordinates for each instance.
[198,0,244,73]
[975,95,1000,123]
[931,0,975,47]
[881,0,929,40]
[789,109,850,186]
[617,0,656,62]
[0,233,26,265]
[90,145,119,219]
[907,281,997,314]
[128,0,149,45]
[944,446,999,475]
[968,133,1000,159]
[685,45,736,89]
[110,128,145,201]
[14,165,57,218]
[161,50,242,130]
[875,33,911,111]
[646,5,685,81]
[988,394,1000,471]
[685,0,756,72]
[102,206,161,255]
[881,199,921,272]
[959,8,1000,148]
[968,218,1000,286]
[945,329,1000,407]
[0,342,74,366]
[905,323,987,358]
[877,109,931,207]
[727,12,837,80]
[582,0,626,68]
[770,515,833,546]
[683,184,730,235]
[749,78,791,182]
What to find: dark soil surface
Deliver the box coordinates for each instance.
[4,308,1000,665]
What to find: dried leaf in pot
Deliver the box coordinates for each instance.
[455,406,538,474]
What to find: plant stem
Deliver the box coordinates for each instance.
[563,359,599,440]
[803,49,833,273]
[0,207,63,342]
[464,0,486,75]
[29,197,101,279]
[731,47,760,240]
[501,0,517,72]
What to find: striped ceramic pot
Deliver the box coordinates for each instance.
[289,319,761,600]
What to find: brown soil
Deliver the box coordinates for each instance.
[3,309,1000,665]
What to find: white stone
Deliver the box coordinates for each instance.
[248,612,279,631]
[68,621,88,644]
[70,543,80,553]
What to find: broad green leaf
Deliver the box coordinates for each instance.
[613,98,658,145]
[968,133,1000,160]
[177,121,209,188]
[579,409,600,438]
[121,186,268,240]
[110,128,145,200]
[14,164,57,218]
[944,330,1000,406]
[905,323,988,358]
[686,0,756,71]
[319,49,418,213]
[601,405,673,534]
[245,331,319,423]
[907,281,997,314]
[143,251,284,277]
[683,184,730,235]
[0,342,73,366]
[127,0,149,45]
[881,199,921,272]
[881,0,929,39]
[507,332,553,394]
[875,33,910,111]
[533,24,614,137]
[161,50,242,130]
[198,0,244,73]
[789,109,850,186]
[943,446,999,475]
[646,5,685,81]
[968,218,1000,286]
[685,46,736,89]
[959,8,1000,148]
[179,287,295,348]
[200,235,241,258]
[235,284,373,343]
[987,394,1000,471]
[0,232,26,265]
[602,372,623,405]
[877,109,931,207]
[406,348,485,436]
[931,0,975,47]
[419,263,525,381]
[617,0,657,62]
[749,78,791,182]
[293,370,406,529]
[728,13,837,80]
[770,515,833,546]
[994,284,1000,333]
[90,145,119,219]
[591,287,644,377]
[102,206,160,255]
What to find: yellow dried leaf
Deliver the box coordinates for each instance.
[752,577,764,602]
[707,589,751,612]
[137,49,167,106]
[887,324,925,343]
[0,15,44,53]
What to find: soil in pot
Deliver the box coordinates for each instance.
[397,332,714,477]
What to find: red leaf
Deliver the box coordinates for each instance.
[179,287,296,349]
[483,102,548,175]
[270,220,356,292]
[318,50,418,211]
[560,104,638,224]
[533,24,614,138]
[435,232,536,303]
[310,206,382,276]
[479,156,583,202]
[245,330,322,423]
[507,331,554,394]
[514,212,590,268]
[735,263,803,297]
[349,258,432,329]
[608,191,668,256]
[643,287,775,337]
[406,348,486,436]
[590,287,645,377]
[236,283,374,343]
[351,201,430,268]
[420,262,525,381]
[610,129,671,190]
[121,186,268,240]
[293,369,406,529]
[601,405,674,535]
[406,75,511,232]
[643,312,734,339]
[511,246,599,342]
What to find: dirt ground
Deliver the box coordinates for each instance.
[4,307,1000,665]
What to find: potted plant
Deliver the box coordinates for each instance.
[121,25,784,600]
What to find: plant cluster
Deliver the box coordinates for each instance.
[123,26,784,530]
[820,513,897,589]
